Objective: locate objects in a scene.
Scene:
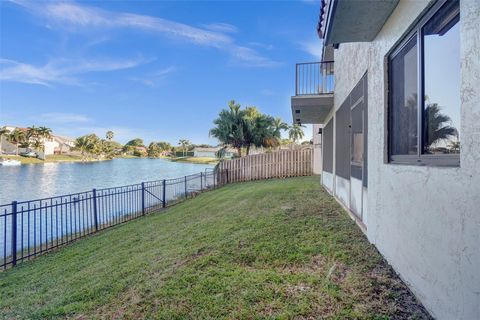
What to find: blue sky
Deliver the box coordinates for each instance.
[0,0,322,144]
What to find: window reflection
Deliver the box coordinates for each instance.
[390,36,418,156]
[423,0,460,154]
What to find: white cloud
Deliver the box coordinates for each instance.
[226,46,280,67]
[37,112,91,124]
[202,23,238,34]
[300,39,323,59]
[247,42,274,50]
[11,0,276,67]
[127,66,175,87]
[0,57,150,87]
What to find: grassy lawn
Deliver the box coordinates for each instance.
[170,156,219,164]
[0,177,430,319]
[1,155,44,164]
[45,154,84,162]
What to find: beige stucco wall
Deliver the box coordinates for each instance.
[312,124,323,174]
[325,0,480,318]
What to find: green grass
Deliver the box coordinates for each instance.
[1,155,44,164]
[170,156,219,164]
[0,177,430,319]
[45,154,84,162]
[2,154,87,164]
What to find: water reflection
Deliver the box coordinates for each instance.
[0,158,214,204]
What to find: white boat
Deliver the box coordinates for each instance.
[0,159,21,166]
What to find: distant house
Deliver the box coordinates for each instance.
[193,147,236,158]
[1,126,59,156]
[53,135,75,154]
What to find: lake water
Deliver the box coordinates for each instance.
[0,158,215,204]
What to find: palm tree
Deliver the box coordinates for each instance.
[37,126,52,155]
[178,139,190,157]
[424,103,458,153]
[74,134,100,161]
[288,124,305,147]
[0,126,8,155]
[210,101,286,156]
[106,131,114,141]
[448,140,460,153]
[38,126,52,139]
[272,118,289,137]
[210,100,246,157]
[244,113,277,154]
[31,139,43,153]
[7,129,25,155]
[272,117,289,149]
[26,126,39,141]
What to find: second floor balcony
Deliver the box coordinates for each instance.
[291,61,334,125]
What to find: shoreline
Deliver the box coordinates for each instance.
[168,156,218,165]
[0,155,110,165]
[0,155,218,165]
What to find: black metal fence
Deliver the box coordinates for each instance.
[295,61,334,95]
[0,169,227,270]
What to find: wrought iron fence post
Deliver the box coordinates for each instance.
[11,201,17,267]
[141,182,145,215]
[184,176,187,199]
[200,172,203,191]
[162,179,166,208]
[92,189,99,232]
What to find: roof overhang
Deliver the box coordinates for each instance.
[319,0,399,45]
[291,94,334,125]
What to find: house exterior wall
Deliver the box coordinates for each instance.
[312,124,322,174]
[323,0,480,319]
[43,139,57,155]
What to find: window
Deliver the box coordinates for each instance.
[388,0,460,166]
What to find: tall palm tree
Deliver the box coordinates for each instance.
[0,126,8,155]
[210,100,246,157]
[448,140,460,153]
[272,118,289,137]
[74,134,100,161]
[38,126,52,139]
[210,101,286,156]
[31,139,43,153]
[288,124,305,147]
[26,126,39,141]
[106,131,114,141]
[245,113,277,154]
[178,139,190,157]
[272,117,289,149]
[424,103,458,153]
[7,129,25,155]
[37,126,52,154]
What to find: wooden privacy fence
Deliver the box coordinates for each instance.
[217,148,313,183]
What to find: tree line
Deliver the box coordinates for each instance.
[74,133,211,160]
[209,100,305,157]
